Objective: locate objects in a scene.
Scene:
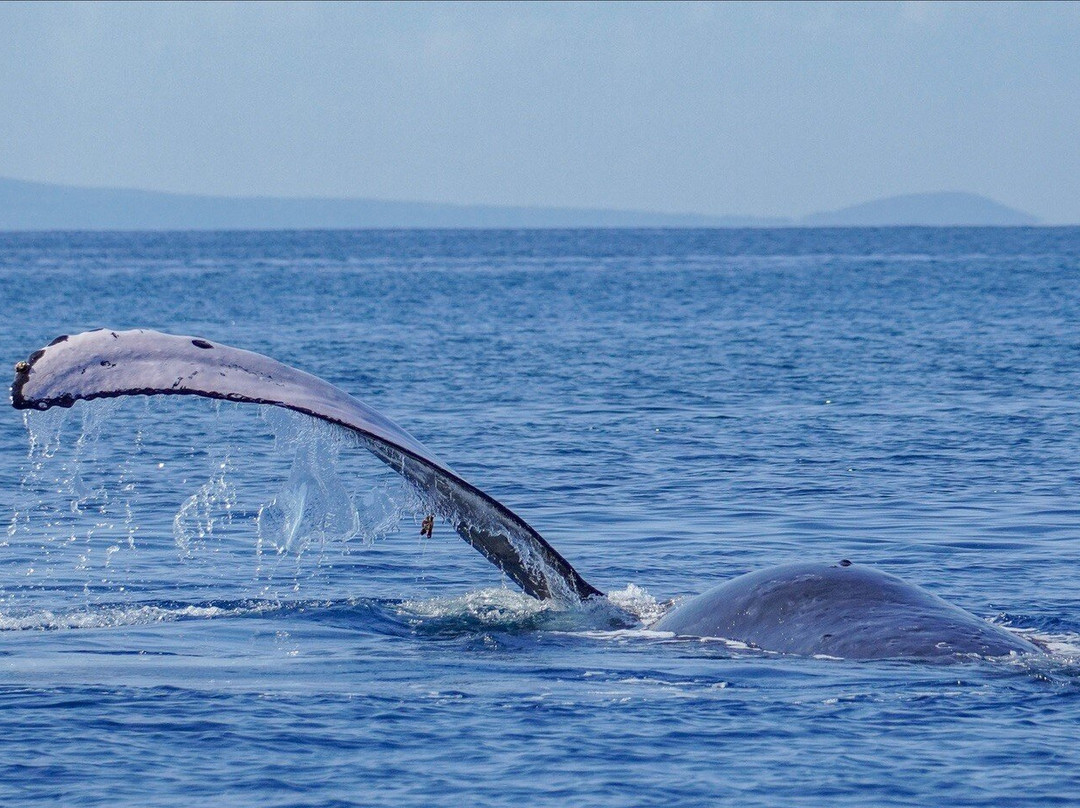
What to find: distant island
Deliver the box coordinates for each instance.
[801,191,1039,227]
[0,177,1040,230]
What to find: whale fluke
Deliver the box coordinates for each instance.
[11,328,603,603]
[652,562,1041,659]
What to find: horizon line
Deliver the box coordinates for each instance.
[1,174,1052,225]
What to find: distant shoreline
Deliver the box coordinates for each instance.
[0,177,1043,230]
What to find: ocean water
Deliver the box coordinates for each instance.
[0,228,1079,806]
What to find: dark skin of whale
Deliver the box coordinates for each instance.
[653,562,1040,658]
[11,329,1044,660]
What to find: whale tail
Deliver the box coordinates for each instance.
[12,328,603,603]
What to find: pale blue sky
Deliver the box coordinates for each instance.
[1,1,1077,221]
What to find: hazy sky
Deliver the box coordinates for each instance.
[1,1,1077,221]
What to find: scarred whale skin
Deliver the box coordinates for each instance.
[652,562,1041,659]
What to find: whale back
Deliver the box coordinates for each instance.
[652,562,1040,659]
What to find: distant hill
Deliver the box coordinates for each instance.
[0,178,1041,230]
[801,191,1038,227]
[0,177,757,230]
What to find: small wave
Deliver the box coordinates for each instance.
[0,583,661,637]
[399,586,646,634]
[400,586,555,623]
[1035,631,1080,659]
[988,616,1074,659]
[0,601,280,632]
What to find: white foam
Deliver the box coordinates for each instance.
[0,601,275,632]
[1036,631,1080,659]
[399,586,555,623]
[605,583,666,624]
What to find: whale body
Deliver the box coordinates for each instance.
[10,329,1044,660]
[652,562,1039,658]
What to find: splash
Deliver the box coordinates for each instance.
[605,583,668,625]
[173,459,237,557]
[399,583,651,634]
[4,401,132,600]
[401,586,557,624]
[251,407,426,587]
[4,398,433,613]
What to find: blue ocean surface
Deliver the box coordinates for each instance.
[0,228,1079,806]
